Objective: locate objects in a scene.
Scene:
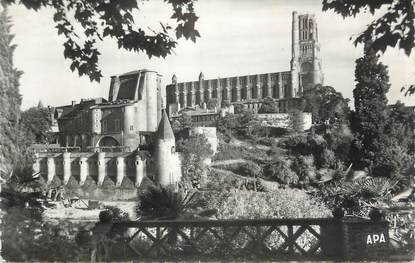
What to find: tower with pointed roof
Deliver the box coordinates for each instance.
[155,109,182,186]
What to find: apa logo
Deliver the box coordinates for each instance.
[366,233,386,245]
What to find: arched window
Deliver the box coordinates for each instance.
[231,87,237,102]
[204,90,209,102]
[195,91,201,105]
[241,87,247,100]
[251,85,257,99]
[222,87,228,101]
[187,92,192,106]
[262,85,268,98]
[212,88,217,98]
[272,85,278,98]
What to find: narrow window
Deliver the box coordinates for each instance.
[102,120,107,132]
[115,119,120,131]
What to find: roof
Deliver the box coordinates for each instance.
[55,98,106,119]
[166,70,291,86]
[111,69,159,78]
[156,110,175,140]
[58,100,98,120]
[92,100,135,109]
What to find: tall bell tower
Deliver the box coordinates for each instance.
[290,11,324,97]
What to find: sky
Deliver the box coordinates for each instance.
[7,0,415,109]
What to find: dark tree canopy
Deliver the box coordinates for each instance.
[20,106,52,143]
[322,0,414,95]
[258,97,279,114]
[206,98,218,110]
[322,0,414,56]
[350,42,391,170]
[385,101,415,153]
[304,85,350,125]
[2,0,199,82]
[0,9,37,175]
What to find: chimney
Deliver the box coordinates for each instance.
[71,101,77,107]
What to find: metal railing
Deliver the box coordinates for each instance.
[105,218,339,261]
[86,146,131,152]
[34,146,81,153]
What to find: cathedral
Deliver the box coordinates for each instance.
[165,12,324,115]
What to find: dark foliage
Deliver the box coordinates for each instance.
[136,185,215,220]
[258,97,279,113]
[263,157,299,185]
[322,0,414,57]
[172,113,193,131]
[2,0,200,82]
[350,42,390,170]
[207,98,218,109]
[289,108,305,133]
[177,133,213,188]
[322,0,414,95]
[0,9,31,175]
[304,84,350,125]
[20,106,52,143]
[385,101,415,154]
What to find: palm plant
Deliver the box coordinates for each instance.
[323,176,399,218]
[137,185,216,220]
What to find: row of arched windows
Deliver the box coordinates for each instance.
[177,84,290,106]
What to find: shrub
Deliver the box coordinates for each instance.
[256,137,273,146]
[263,157,299,185]
[177,133,213,189]
[323,124,353,164]
[258,97,279,113]
[289,109,305,132]
[102,206,129,221]
[280,133,329,169]
[319,149,336,169]
[233,103,245,114]
[204,189,331,219]
[213,143,268,163]
[196,189,330,254]
[238,162,262,178]
[291,155,316,185]
[372,137,414,180]
[137,185,207,220]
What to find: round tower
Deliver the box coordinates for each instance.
[155,110,181,186]
[144,70,159,132]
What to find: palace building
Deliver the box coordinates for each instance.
[37,69,182,196]
[165,11,324,115]
[52,69,164,152]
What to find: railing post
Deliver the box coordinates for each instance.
[287,224,294,254]
[320,219,344,259]
[255,225,262,254]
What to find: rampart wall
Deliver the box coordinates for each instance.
[33,152,152,189]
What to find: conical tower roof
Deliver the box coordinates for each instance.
[156,110,175,140]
